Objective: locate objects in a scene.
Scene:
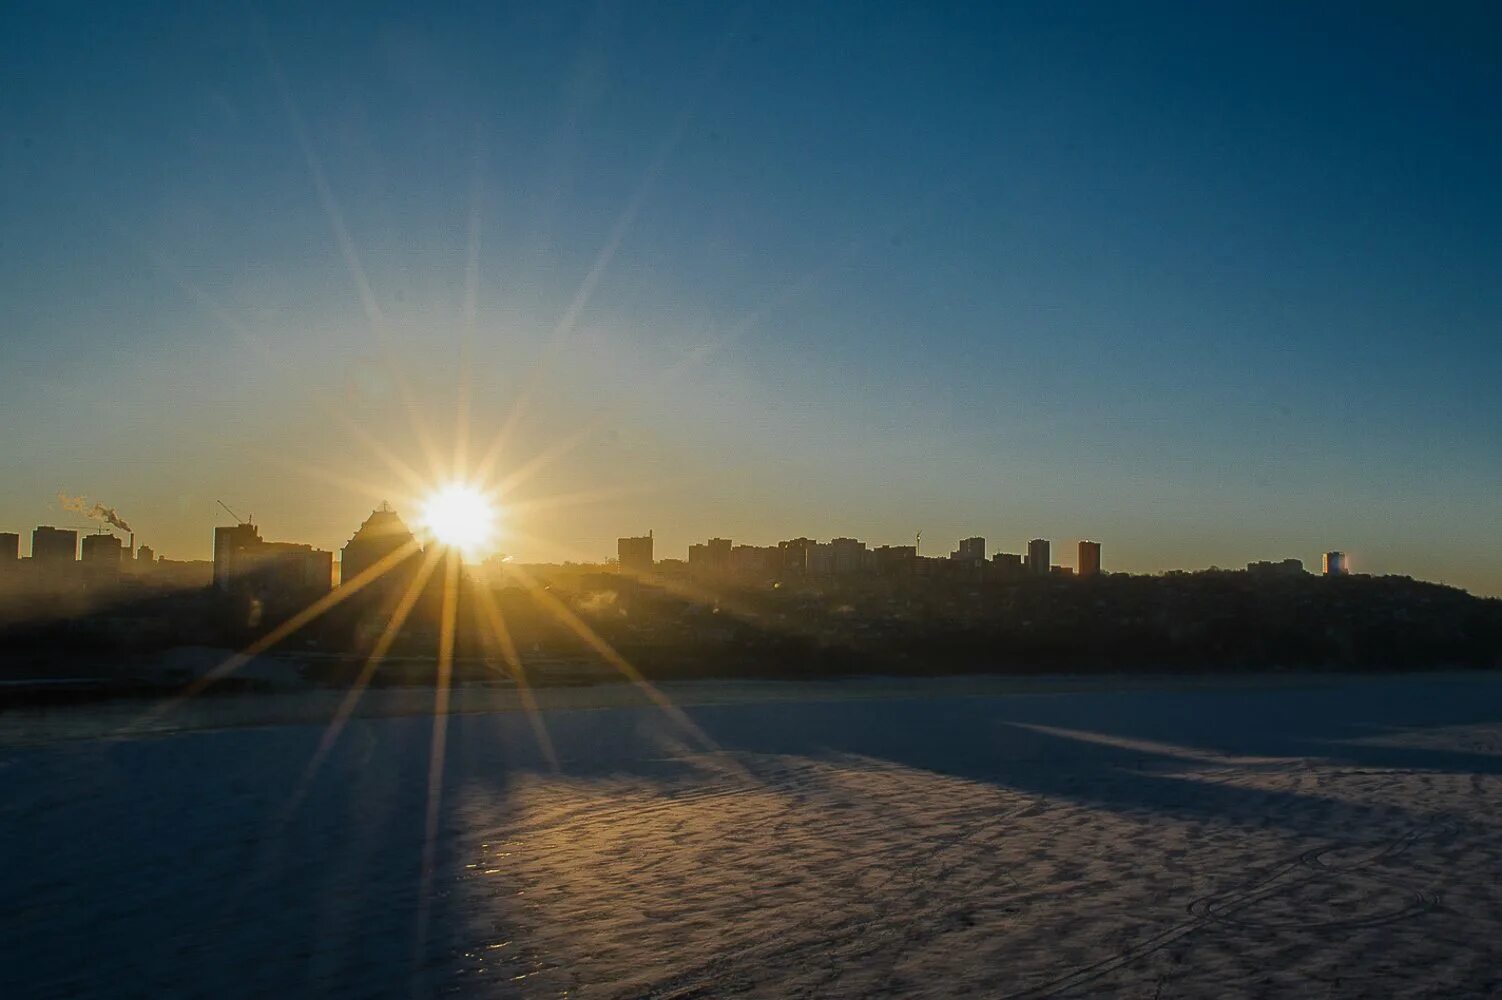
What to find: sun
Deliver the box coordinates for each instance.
[419,483,501,558]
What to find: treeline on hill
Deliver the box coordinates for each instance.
[580,571,1502,678]
[2,568,1501,691]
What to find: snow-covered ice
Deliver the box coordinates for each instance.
[5,672,1502,998]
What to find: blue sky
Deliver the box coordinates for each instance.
[2,2,1500,590]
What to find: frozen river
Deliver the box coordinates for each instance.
[6,672,1502,998]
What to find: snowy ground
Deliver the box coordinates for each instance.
[6,673,1502,998]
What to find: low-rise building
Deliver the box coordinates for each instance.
[1247,558,1305,577]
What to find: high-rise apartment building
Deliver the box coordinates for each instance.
[991,552,1024,579]
[952,537,986,563]
[214,522,263,591]
[829,537,868,574]
[81,532,124,576]
[1078,540,1101,578]
[618,533,654,575]
[1027,538,1051,576]
[688,537,732,576]
[31,526,78,566]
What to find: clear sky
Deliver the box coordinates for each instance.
[2,2,1500,591]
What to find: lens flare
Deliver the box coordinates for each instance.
[419,483,499,557]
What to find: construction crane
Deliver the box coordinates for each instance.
[216,500,251,525]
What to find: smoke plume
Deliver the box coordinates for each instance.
[57,492,133,533]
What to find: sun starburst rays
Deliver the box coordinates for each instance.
[504,562,720,754]
[471,585,559,772]
[281,544,448,816]
[414,549,462,968]
[128,42,795,951]
[125,537,425,735]
[417,482,501,559]
[87,25,1028,993]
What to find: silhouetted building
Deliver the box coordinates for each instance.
[81,532,124,577]
[949,537,984,565]
[1078,540,1101,578]
[135,544,156,565]
[154,558,214,589]
[1323,551,1350,576]
[32,526,78,567]
[1027,538,1050,577]
[873,544,917,575]
[991,552,1024,579]
[830,537,867,574]
[618,532,654,575]
[214,522,263,591]
[216,519,336,597]
[914,555,955,577]
[729,544,779,577]
[806,542,834,575]
[688,537,732,576]
[0,532,18,566]
[1248,558,1304,577]
[777,538,817,574]
[256,542,334,592]
[340,504,417,587]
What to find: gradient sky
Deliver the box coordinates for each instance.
[3,2,1501,591]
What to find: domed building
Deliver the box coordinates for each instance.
[339,502,419,588]
[334,503,429,648]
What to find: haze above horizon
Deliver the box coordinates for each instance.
[3,3,1500,593]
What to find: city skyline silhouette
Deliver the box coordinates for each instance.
[3,4,1501,593]
[8,8,1502,999]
